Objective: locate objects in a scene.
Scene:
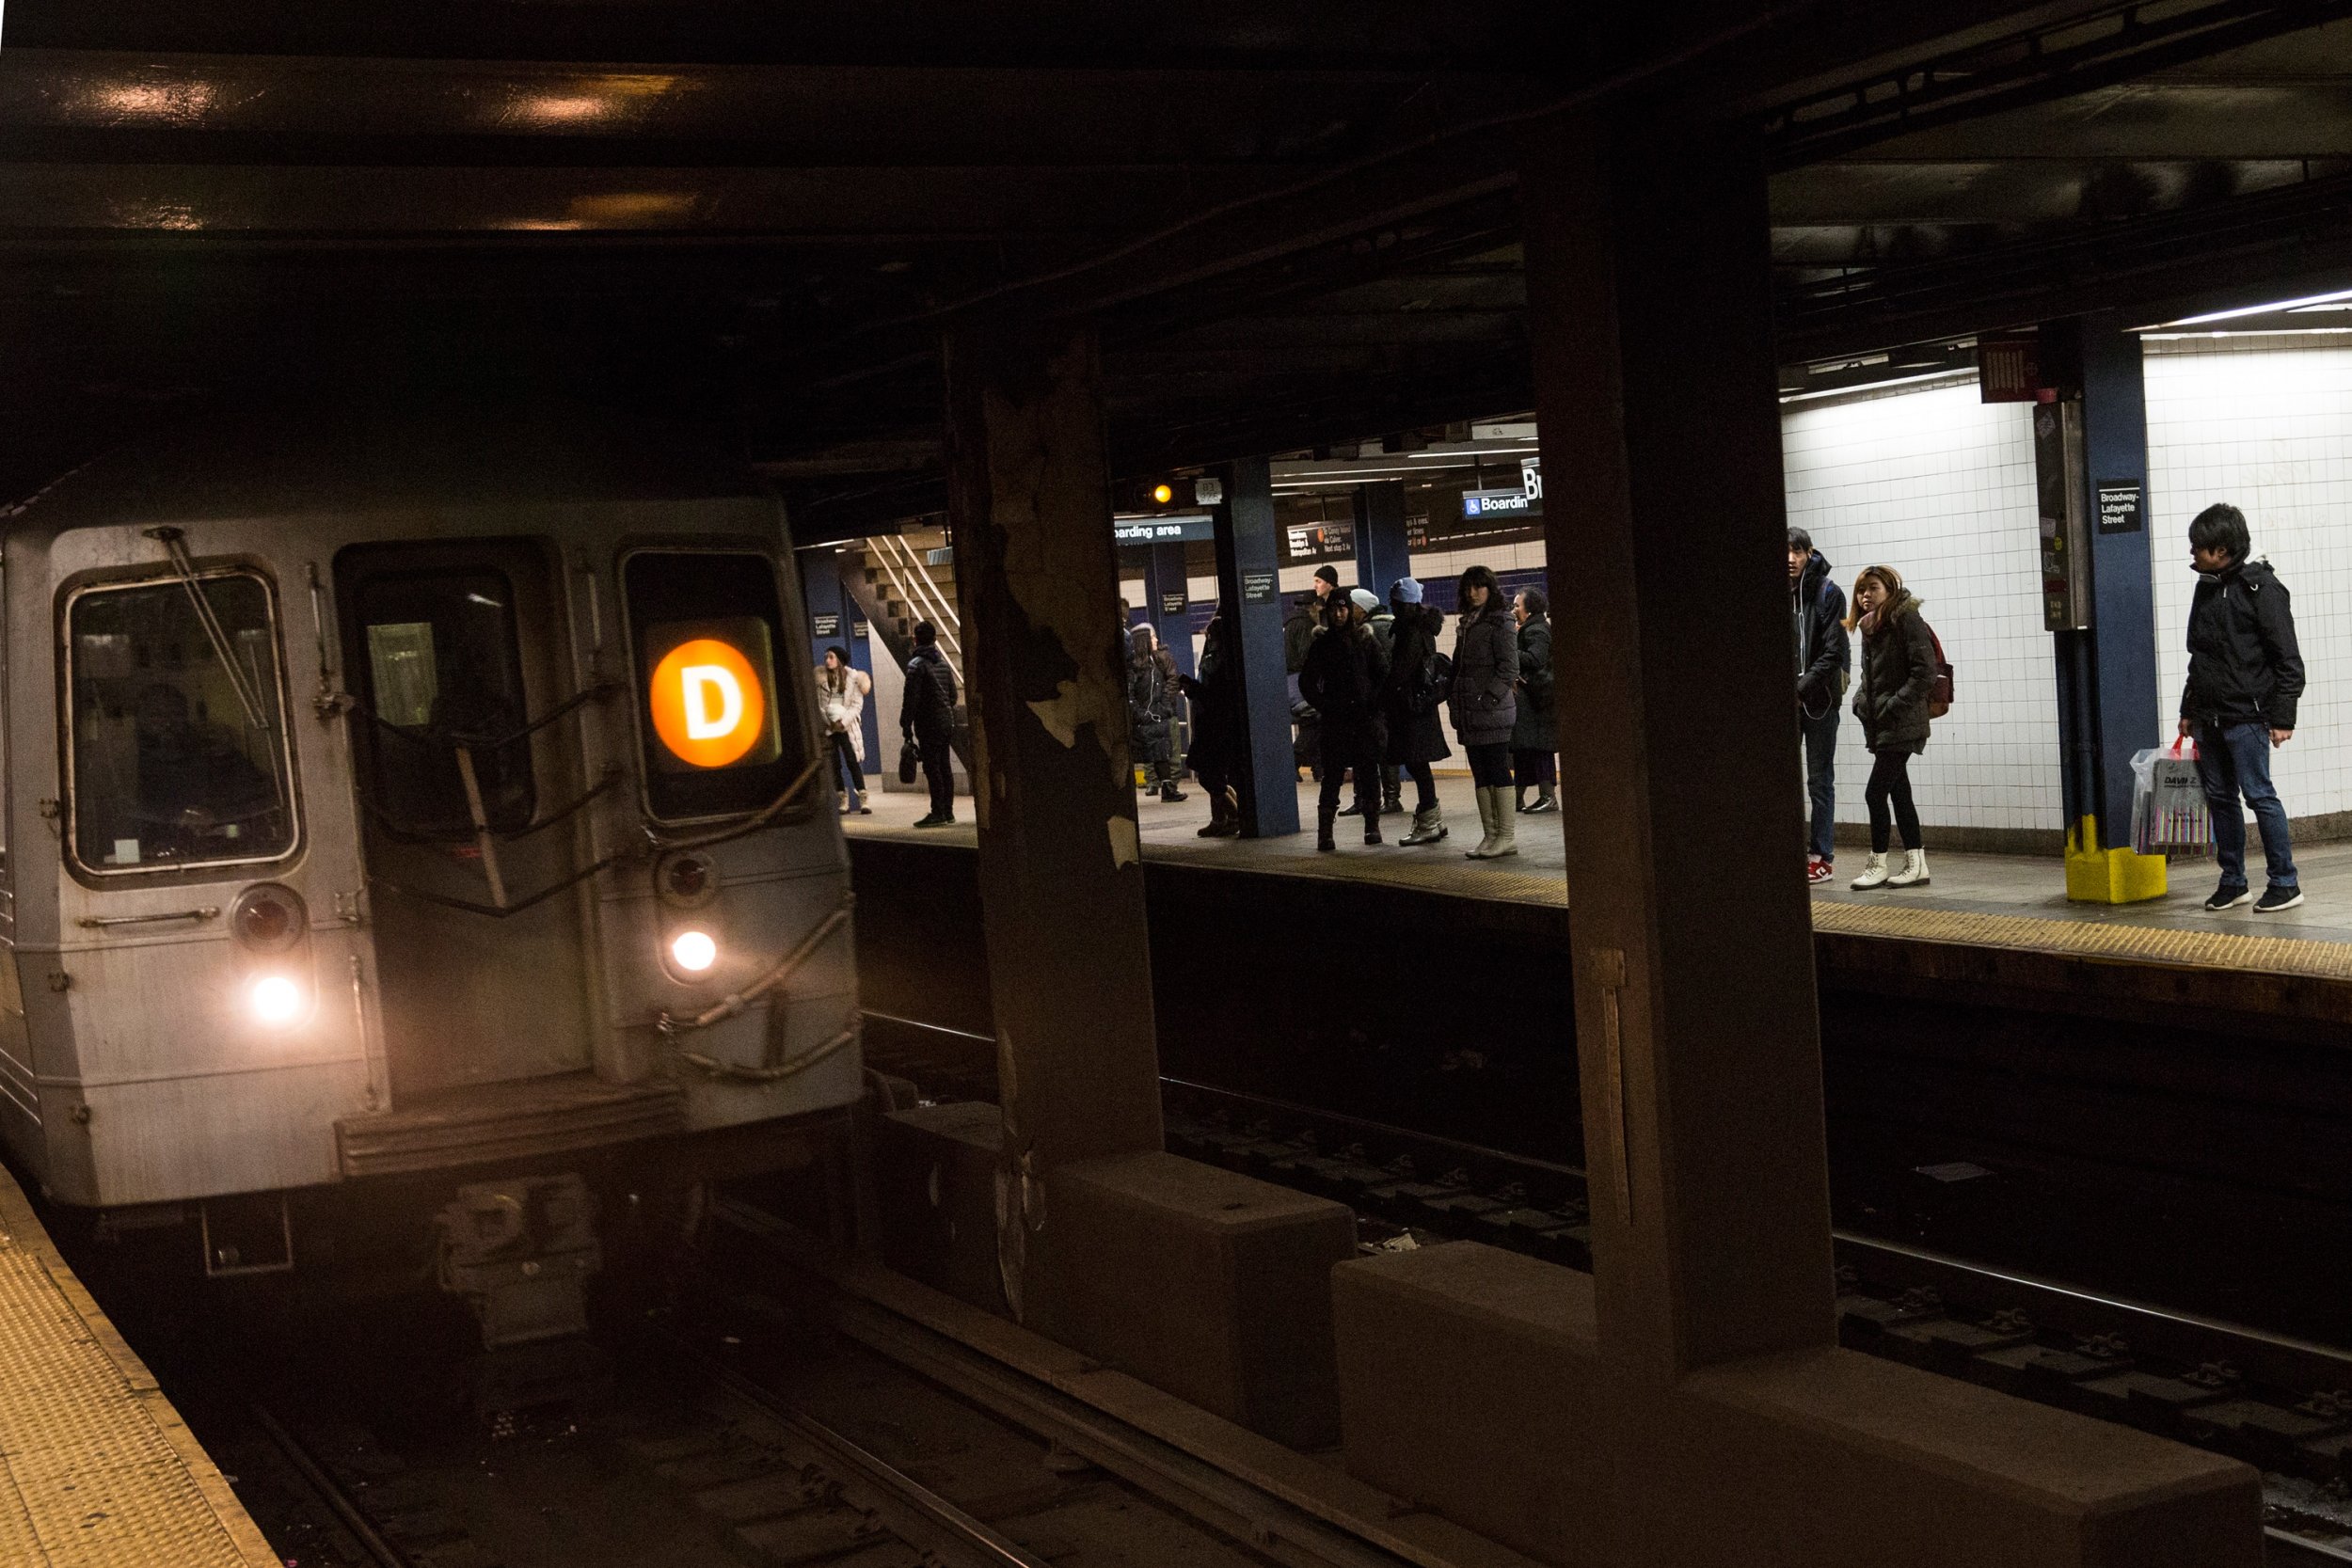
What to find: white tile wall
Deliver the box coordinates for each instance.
[2148,337,2352,820]
[1780,378,2062,834]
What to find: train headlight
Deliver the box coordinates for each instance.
[670,929,717,974]
[248,974,305,1027]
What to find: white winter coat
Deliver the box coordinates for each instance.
[819,668,869,733]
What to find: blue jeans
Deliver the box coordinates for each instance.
[1802,703,1839,862]
[2195,721,2296,890]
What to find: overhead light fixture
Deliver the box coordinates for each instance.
[2149,287,2352,330]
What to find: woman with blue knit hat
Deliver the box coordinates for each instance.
[1378,577,1452,846]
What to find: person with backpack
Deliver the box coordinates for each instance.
[1510,588,1557,815]
[1846,564,1939,889]
[902,620,960,828]
[1449,564,1520,860]
[817,646,873,816]
[1127,623,1188,805]
[1298,591,1390,850]
[1379,578,1451,846]
[2178,501,2305,913]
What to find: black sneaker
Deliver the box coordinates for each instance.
[2255,884,2305,913]
[913,812,948,829]
[2202,882,2251,911]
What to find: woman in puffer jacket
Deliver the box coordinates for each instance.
[1449,564,1520,860]
[1846,564,1939,891]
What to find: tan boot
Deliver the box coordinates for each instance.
[1464,786,1500,858]
[1482,787,1518,859]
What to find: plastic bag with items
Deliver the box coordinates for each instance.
[2130,740,2210,856]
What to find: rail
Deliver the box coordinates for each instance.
[869,531,964,669]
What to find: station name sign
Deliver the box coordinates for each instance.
[1113,513,1216,545]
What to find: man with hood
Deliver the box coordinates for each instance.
[2179,502,2305,913]
[1790,527,1850,885]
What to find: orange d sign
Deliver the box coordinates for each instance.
[650,638,767,768]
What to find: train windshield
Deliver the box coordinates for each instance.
[352,568,536,836]
[67,572,297,875]
[624,550,801,821]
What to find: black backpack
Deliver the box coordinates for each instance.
[1405,644,1446,716]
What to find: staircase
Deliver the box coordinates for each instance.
[850,524,972,771]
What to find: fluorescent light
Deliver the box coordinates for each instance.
[2154,287,2352,329]
[1778,370,1977,404]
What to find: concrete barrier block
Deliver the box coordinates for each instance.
[872,1101,1008,1316]
[1657,1345,2263,1567]
[1333,1241,1599,1566]
[1033,1150,1357,1448]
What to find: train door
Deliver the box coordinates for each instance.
[336,540,594,1098]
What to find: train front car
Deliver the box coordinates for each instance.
[0,435,861,1336]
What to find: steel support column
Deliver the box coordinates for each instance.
[942,322,1165,1318]
[1140,540,1195,679]
[1210,455,1301,837]
[1522,110,1833,1553]
[1352,481,1411,603]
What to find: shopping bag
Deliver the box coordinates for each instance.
[2130,740,2209,856]
[898,739,919,784]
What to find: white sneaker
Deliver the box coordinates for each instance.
[1886,848,1930,888]
[1850,853,1890,890]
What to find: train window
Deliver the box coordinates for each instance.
[351,569,536,836]
[66,572,297,876]
[623,550,802,821]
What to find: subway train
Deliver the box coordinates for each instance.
[0,420,862,1333]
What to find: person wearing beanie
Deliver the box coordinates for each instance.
[1378,577,1452,846]
[1298,590,1390,849]
[1343,588,1403,816]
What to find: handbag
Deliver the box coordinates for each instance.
[2130,738,2210,856]
[898,738,919,784]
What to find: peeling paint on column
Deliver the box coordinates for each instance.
[1107,816,1139,869]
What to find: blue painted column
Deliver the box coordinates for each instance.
[839,557,882,773]
[1211,456,1301,837]
[1140,541,1195,678]
[2082,316,2160,843]
[1353,481,1411,602]
[799,547,860,790]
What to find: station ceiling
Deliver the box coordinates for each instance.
[2,0,2348,521]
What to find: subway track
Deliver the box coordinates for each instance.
[56,1182,1303,1568]
[862,1009,2352,1563]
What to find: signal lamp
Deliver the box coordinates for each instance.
[1152,483,1173,504]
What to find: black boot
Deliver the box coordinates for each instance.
[1515,787,1529,814]
[1363,814,1383,847]
[1317,806,1337,852]
[1160,781,1188,803]
[1381,788,1402,816]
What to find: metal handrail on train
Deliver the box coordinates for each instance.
[661,897,859,1085]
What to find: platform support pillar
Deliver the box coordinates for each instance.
[2049,316,2168,902]
[1140,540,1195,679]
[1209,455,1301,837]
[1518,110,2260,1568]
[1524,107,1837,1560]
[942,321,1166,1321]
[1352,481,1411,602]
[799,547,880,785]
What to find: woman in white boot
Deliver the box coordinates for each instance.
[1846,565,1937,890]
[1448,565,1520,860]
[818,646,873,816]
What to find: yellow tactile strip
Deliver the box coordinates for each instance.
[861,818,2352,990]
[1807,899,2352,982]
[0,1171,277,1568]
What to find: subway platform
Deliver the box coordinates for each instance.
[0,1166,275,1568]
[846,774,2352,995]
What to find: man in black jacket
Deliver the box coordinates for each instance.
[901,620,960,828]
[2178,503,2305,912]
[1790,528,1850,885]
